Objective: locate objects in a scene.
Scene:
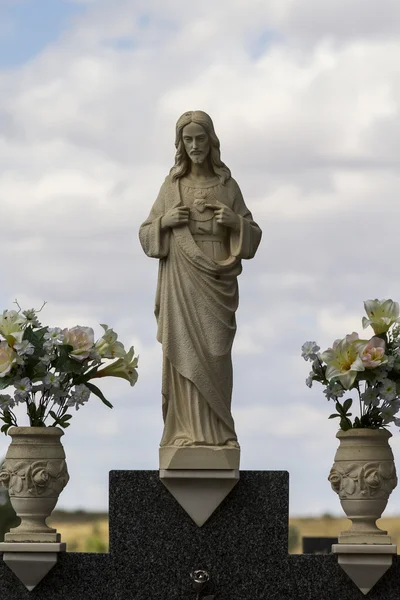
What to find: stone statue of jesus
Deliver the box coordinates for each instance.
[139,111,261,465]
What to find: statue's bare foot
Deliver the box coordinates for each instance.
[226,440,239,448]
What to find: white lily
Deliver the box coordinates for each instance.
[0,310,26,344]
[321,332,369,389]
[95,324,126,359]
[92,346,138,386]
[362,299,400,335]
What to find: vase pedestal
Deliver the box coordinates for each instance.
[0,542,66,591]
[332,543,397,595]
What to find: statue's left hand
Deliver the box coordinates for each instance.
[205,202,240,231]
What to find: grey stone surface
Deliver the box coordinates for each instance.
[0,470,400,599]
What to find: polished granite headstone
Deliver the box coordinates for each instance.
[0,470,399,599]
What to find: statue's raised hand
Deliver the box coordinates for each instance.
[205,201,240,231]
[161,207,190,230]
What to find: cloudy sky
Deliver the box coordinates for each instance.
[1,0,400,519]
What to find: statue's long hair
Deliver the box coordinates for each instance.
[169,111,231,184]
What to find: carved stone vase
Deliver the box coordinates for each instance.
[0,427,69,542]
[328,428,397,544]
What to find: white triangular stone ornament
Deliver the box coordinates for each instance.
[332,544,397,596]
[160,469,239,527]
[4,552,57,591]
[0,542,66,592]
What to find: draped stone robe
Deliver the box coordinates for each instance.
[139,174,261,448]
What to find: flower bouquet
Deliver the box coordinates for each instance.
[0,302,138,432]
[302,299,400,430]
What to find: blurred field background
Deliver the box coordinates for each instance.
[48,515,400,554]
[289,516,400,554]
[2,489,400,553]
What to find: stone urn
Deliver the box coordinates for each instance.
[0,427,69,542]
[328,428,397,544]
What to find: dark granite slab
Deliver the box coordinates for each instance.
[0,470,399,599]
[109,470,289,600]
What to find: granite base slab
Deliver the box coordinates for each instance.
[0,470,399,599]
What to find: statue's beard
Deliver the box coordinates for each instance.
[190,152,206,164]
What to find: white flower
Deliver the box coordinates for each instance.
[14,391,28,404]
[301,341,320,362]
[0,394,15,410]
[95,324,126,359]
[44,327,63,345]
[321,333,368,389]
[22,309,41,328]
[380,378,397,401]
[63,326,94,361]
[67,384,91,410]
[92,346,138,386]
[13,378,32,404]
[362,299,400,335]
[305,374,313,388]
[43,373,61,388]
[0,342,17,378]
[0,310,26,344]
[14,378,32,393]
[40,354,53,365]
[361,387,379,407]
[381,402,400,424]
[43,340,57,357]
[14,340,35,356]
[323,382,345,401]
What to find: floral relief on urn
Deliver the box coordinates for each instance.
[0,459,69,498]
[329,461,397,499]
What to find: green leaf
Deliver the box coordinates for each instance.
[328,414,340,419]
[343,398,353,413]
[0,377,12,390]
[85,382,113,409]
[340,417,352,431]
[335,401,344,415]
[1,411,11,423]
[28,403,36,417]
[56,350,85,375]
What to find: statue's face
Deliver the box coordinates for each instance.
[182,122,210,165]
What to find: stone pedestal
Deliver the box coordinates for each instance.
[0,542,66,591]
[159,446,240,469]
[332,544,397,595]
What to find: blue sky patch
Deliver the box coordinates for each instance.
[0,0,84,69]
[249,29,283,60]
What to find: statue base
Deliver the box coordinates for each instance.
[159,469,239,526]
[159,445,240,469]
